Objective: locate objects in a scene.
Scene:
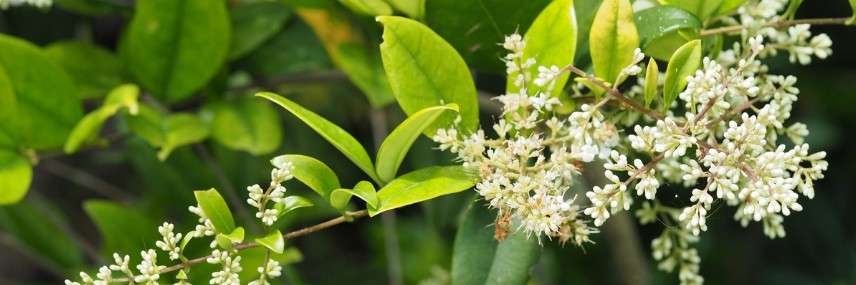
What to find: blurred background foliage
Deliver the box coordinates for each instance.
[0,0,854,284]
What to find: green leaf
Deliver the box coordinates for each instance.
[848,0,856,25]
[377,16,479,136]
[194,189,236,234]
[662,0,724,20]
[339,0,393,16]
[335,43,396,108]
[451,199,540,285]
[158,113,210,161]
[256,230,285,254]
[0,65,18,150]
[717,0,747,15]
[0,34,83,150]
[369,166,475,216]
[590,0,639,84]
[205,97,282,156]
[0,198,84,268]
[259,92,380,182]
[217,227,245,245]
[510,0,577,96]
[634,5,702,61]
[228,1,293,60]
[386,0,424,19]
[644,58,659,108]
[376,104,457,183]
[272,154,341,201]
[273,195,314,218]
[43,41,128,99]
[83,200,159,256]
[126,0,230,102]
[662,39,701,114]
[126,104,166,146]
[54,0,130,15]
[330,180,379,211]
[0,150,31,205]
[64,84,140,153]
[425,0,550,72]
[239,19,330,77]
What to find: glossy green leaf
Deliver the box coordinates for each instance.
[663,39,702,114]
[335,43,396,108]
[848,0,856,25]
[369,166,475,216]
[274,195,314,218]
[272,154,341,201]
[65,84,140,153]
[194,188,236,234]
[0,150,31,205]
[662,0,723,20]
[339,0,393,16]
[510,0,577,96]
[717,0,747,15]
[386,0,424,19]
[0,34,83,150]
[330,180,379,211]
[451,199,540,285]
[126,0,230,102]
[635,5,702,61]
[259,92,380,182]
[158,113,210,161]
[43,41,127,99]
[256,230,286,254]
[83,200,159,256]
[590,0,639,83]
[425,0,550,72]
[218,227,245,243]
[206,97,282,155]
[376,104,457,183]
[644,58,659,108]
[228,1,293,60]
[0,198,84,268]
[378,16,479,136]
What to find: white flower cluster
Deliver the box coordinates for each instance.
[0,0,51,9]
[156,222,183,260]
[248,259,283,285]
[246,163,293,226]
[208,249,243,285]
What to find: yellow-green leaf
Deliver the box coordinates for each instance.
[256,230,285,254]
[663,39,702,114]
[644,58,659,108]
[368,166,475,216]
[65,84,139,153]
[0,150,31,205]
[330,181,379,212]
[590,0,638,84]
[194,189,235,234]
[272,154,341,201]
[510,0,577,96]
[273,195,314,218]
[376,104,458,183]
[339,0,393,16]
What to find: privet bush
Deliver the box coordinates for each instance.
[0,0,850,284]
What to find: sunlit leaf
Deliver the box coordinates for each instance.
[590,0,639,84]
[663,39,702,114]
[256,230,285,254]
[376,104,457,183]
[644,58,659,108]
[194,189,236,234]
[272,154,341,201]
[64,84,139,153]
[378,16,479,136]
[661,0,724,20]
[369,166,475,216]
[330,180,379,212]
[0,150,31,205]
[273,195,314,218]
[259,92,379,182]
[510,0,577,96]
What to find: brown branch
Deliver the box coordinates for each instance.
[109,210,369,283]
[700,17,852,37]
[564,65,665,121]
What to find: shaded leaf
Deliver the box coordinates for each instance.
[663,39,702,114]
[229,1,293,60]
[335,43,396,108]
[451,199,540,285]
[0,198,84,268]
[369,166,475,216]
[634,5,702,61]
[240,19,330,77]
[83,200,159,256]
[0,150,31,205]
[256,230,285,254]
[158,113,210,161]
[272,154,341,201]
[194,189,236,234]
[376,104,457,183]
[43,41,128,99]
[126,0,230,102]
[378,16,479,136]
[205,97,282,155]
[260,92,379,182]
[0,34,83,150]
[590,0,639,83]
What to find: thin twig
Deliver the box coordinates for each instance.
[39,159,134,204]
[700,17,852,37]
[108,210,369,283]
[565,65,665,121]
[192,144,259,234]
